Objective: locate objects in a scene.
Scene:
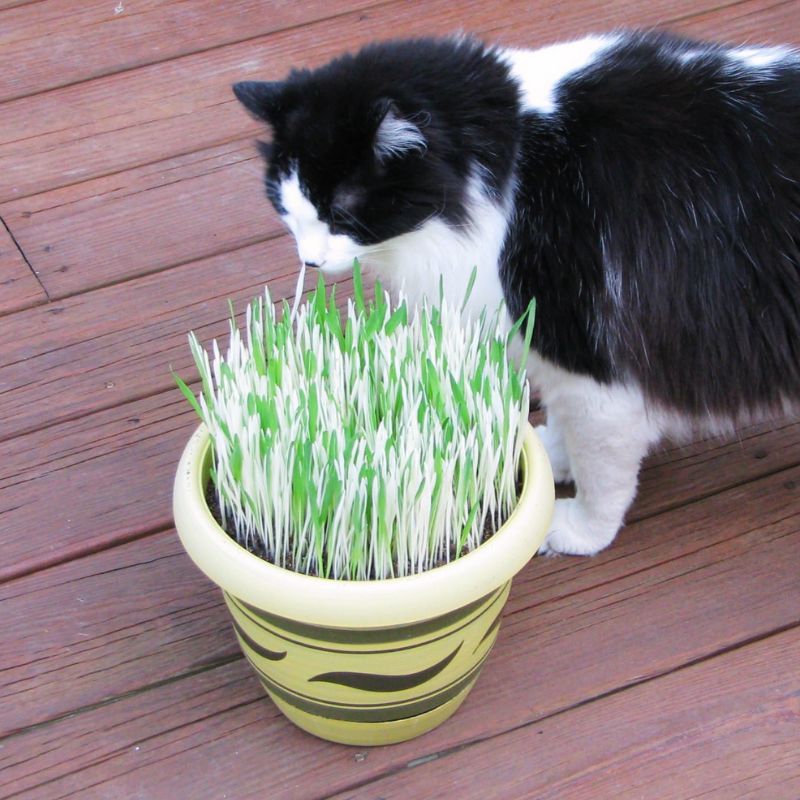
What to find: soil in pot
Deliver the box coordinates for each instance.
[203,476,519,579]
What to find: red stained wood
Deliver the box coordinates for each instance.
[1,468,798,797]
[0,141,277,298]
[3,0,797,300]
[0,533,238,739]
[2,1,800,798]
[0,0,381,102]
[0,238,299,441]
[0,392,197,581]
[329,629,800,800]
[0,220,45,314]
[634,417,800,519]
[0,0,728,204]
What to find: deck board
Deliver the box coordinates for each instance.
[0,220,45,314]
[0,141,273,297]
[2,0,800,798]
[0,239,298,442]
[2,467,798,797]
[0,532,236,738]
[0,0,724,203]
[0,0,381,103]
[329,628,800,800]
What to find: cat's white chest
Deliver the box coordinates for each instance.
[369,178,513,327]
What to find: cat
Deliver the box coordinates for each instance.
[232,31,800,556]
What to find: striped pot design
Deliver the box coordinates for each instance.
[224,583,509,744]
[173,423,554,746]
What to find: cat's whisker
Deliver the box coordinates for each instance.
[335,206,381,241]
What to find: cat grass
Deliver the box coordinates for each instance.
[176,263,535,581]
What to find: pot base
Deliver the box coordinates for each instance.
[267,679,477,746]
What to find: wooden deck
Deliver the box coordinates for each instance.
[1,1,799,797]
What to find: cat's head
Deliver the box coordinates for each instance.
[233,38,517,275]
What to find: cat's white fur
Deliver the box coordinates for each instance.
[374,108,427,160]
[499,35,620,114]
[728,46,790,69]
[368,175,513,322]
[277,35,792,557]
[281,171,362,270]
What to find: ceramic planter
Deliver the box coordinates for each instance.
[173,422,554,746]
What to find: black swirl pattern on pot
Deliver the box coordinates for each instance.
[230,617,287,661]
[472,610,503,654]
[308,643,462,691]
[253,651,491,723]
[225,584,505,648]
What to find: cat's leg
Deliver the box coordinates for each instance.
[534,418,573,484]
[539,379,660,556]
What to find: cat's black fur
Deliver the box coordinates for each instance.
[502,32,800,416]
[235,39,520,242]
[235,31,800,419]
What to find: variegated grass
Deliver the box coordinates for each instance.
[176,264,535,581]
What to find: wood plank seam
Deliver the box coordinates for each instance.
[319,622,800,800]
[520,487,800,611]
[0,243,308,445]
[1,653,245,742]
[3,128,255,206]
[14,698,267,800]
[0,212,49,303]
[0,522,166,586]
[3,460,797,742]
[0,1,46,11]
[30,228,289,305]
[0,0,399,106]
[663,0,766,25]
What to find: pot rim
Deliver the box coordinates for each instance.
[173,422,554,628]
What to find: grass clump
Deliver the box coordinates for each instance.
[177,263,534,581]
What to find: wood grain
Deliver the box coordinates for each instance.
[2,467,798,797]
[2,373,799,585]
[329,629,800,800]
[634,417,800,519]
[0,0,731,203]
[0,532,238,740]
[0,0,381,102]
[0,140,277,298]
[3,0,797,297]
[0,220,45,314]
[2,2,800,798]
[0,238,299,441]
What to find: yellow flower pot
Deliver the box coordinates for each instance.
[173,422,554,746]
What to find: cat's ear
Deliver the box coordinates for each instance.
[373,100,427,162]
[232,81,285,123]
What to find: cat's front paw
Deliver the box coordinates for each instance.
[539,499,618,557]
[534,423,573,484]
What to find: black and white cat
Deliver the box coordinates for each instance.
[233,31,800,556]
